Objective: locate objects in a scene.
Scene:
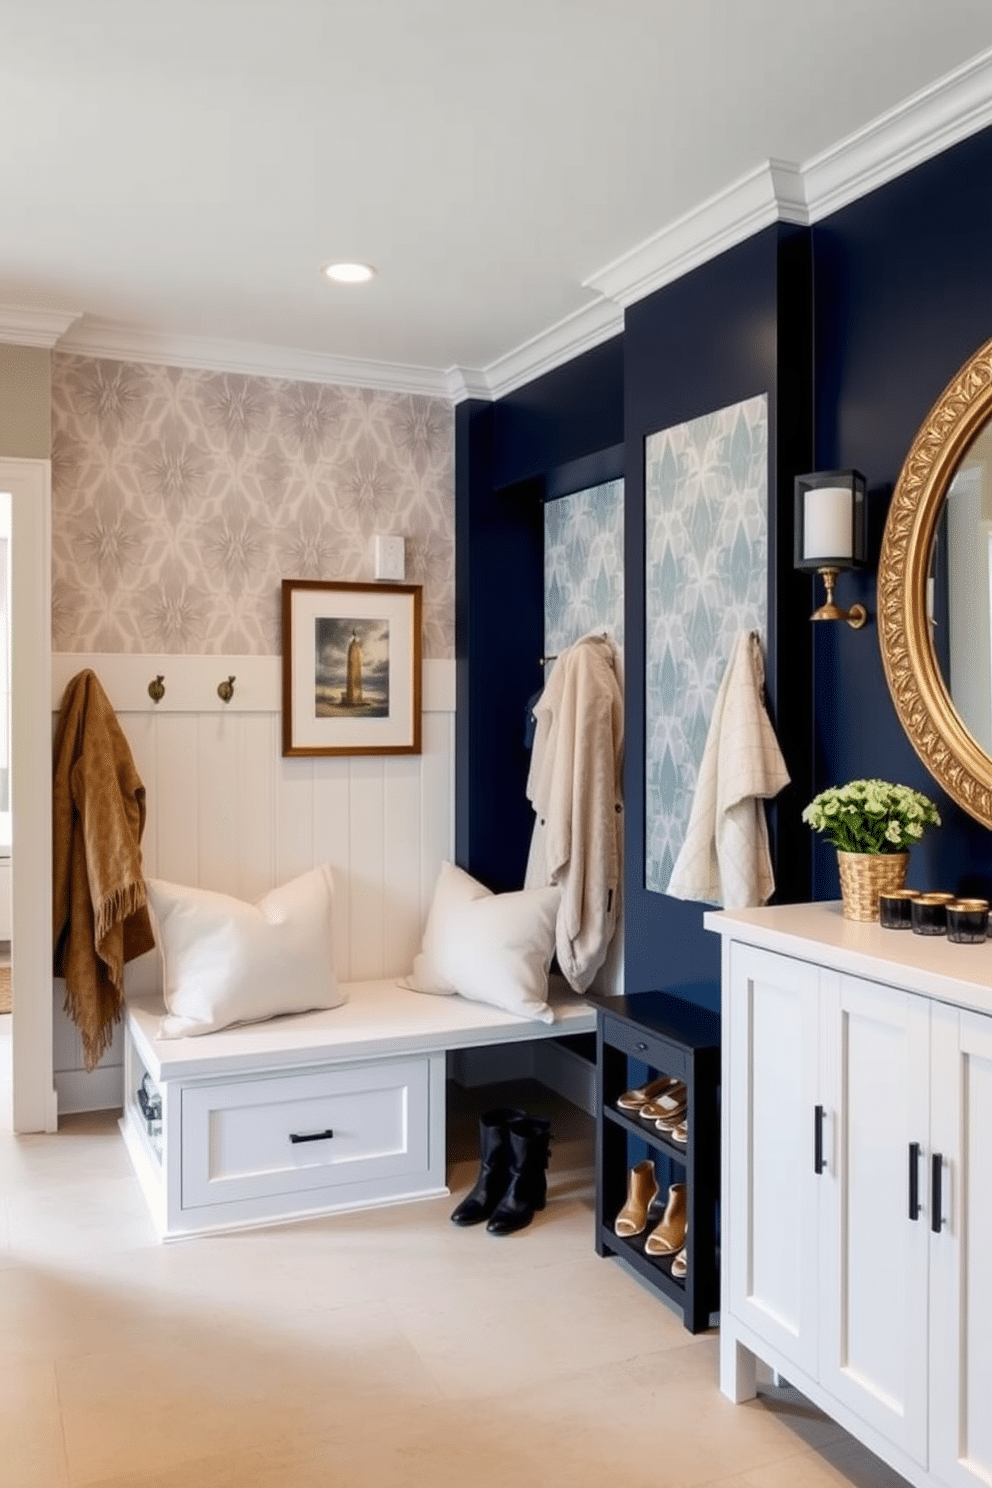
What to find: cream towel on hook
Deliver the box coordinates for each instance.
[667,630,790,909]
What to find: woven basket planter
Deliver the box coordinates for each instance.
[837,850,909,922]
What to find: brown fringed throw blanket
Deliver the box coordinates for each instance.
[53,670,155,1070]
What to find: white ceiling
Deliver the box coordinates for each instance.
[5,1,992,397]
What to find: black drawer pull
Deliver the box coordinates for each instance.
[932,1152,944,1233]
[813,1104,825,1174]
[289,1128,334,1144]
[908,1142,921,1219]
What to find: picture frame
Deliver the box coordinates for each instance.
[281,579,422,757]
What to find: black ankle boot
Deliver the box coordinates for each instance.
[485,1116,552,1235]
[450,1107,527,1226]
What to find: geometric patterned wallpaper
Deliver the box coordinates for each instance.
[544,479,624,658]
[50,355,455,657]
[644,395,768,894]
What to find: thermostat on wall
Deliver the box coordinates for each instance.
[374,534,405,582]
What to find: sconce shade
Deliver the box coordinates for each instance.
[794,470,867,571]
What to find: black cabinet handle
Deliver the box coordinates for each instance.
[908,1142,921,1219]
[931,1152,944,1233]
[814,1104,825,1174]
[289,1128,334,1144]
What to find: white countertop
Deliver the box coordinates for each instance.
[704,901,992,1016]
[127,976,598,1082]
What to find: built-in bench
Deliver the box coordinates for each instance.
[121,978,598,1239]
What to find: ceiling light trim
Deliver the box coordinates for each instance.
[582,160,808,309]
[56,320,453,398]
[0,305,81,348]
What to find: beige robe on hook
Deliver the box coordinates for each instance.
[525,633,624,992]
[667,630,790,910]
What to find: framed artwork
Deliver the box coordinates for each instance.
[281,579,422,757]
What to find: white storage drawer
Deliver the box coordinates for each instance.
[181,1056,431,1211]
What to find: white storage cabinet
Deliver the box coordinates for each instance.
[708,903,992,1488]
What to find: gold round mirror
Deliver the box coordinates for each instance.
[879,336,992,827]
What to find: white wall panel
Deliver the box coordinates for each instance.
[348,757,387,982]
[52,655,456,1111]
[420,712,455,927]
[311,755,354,983]
[236,714,278,903]
[385,754,427,979]
[273,756,317,889]
[155,714,201,885]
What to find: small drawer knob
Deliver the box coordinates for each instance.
[635,1041,648,1051]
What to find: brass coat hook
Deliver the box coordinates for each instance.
[148,674,165,704]
[217,675,236,704]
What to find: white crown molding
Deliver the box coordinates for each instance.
[469,296,624,402]
[443,365,492,402]
[804,45,992,222]
[0,305,81,348]
[582,160,809,310]
[56,318,455,398]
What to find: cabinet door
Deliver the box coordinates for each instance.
[818,973,929,1466]
[726,943,821,1377]
[930,1002,992,1488]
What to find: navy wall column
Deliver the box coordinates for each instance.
[455,337,625,894]
[455,398,546,892]
[624,224,814,1002]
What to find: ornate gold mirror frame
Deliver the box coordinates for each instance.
[878,336,992,828]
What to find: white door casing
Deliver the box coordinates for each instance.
[0,457,55,1133]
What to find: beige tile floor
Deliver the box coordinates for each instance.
[0,1018,909,1488]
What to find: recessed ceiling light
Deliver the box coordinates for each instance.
[321,262,377,284]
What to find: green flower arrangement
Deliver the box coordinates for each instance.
[802,778,941,855]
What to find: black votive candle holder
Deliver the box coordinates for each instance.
[911,892,955,936]
[878,889,920,929]
[946,899,989,944]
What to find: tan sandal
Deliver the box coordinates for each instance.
[644,1182,686,1256]
[614,1160,659,1237]
[616,1075,680,1112]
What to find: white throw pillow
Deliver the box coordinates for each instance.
[405,861,560,1024]
[149,865,343,1038]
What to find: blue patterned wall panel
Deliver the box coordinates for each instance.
[644,396,768,893]
[544,479,624,657]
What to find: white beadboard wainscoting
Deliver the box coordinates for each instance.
[51,653,456,1114]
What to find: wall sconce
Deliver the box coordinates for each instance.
[794,469,868,629]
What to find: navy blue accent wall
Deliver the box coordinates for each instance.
[811,123,992,900]
[489,336,625,492]
[455,339,624,893]
[456,122,992,1007]
[624,224,814,1006]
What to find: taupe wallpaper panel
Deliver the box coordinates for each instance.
[51,356,455,657]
